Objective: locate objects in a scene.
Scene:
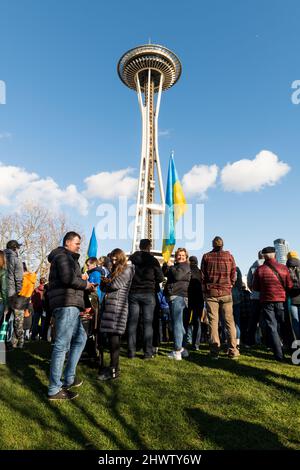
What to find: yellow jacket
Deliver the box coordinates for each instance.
[19,272,37,298]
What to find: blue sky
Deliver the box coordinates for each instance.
[0,0,299,274]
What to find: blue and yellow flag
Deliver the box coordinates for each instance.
[162,153,187,262]
[87,227,98,258]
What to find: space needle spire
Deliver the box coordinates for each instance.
[118,44,182,252]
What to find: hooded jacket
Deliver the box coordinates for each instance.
[4,248,23,298]
[188,264,204,306]
[87,266,103,302]
[129,251,164,294]
[100,265,135,335]
[247,259,264,300]
[286,257,300,305]
[0,268,8,309]
[47,247,87,311]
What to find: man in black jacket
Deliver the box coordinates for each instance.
[47,231,94,400]
[128,239,164,359]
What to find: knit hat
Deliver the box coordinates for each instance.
[261,246,276,254]
[287,251,299,259]
[189,256,198,265]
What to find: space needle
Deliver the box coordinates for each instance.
[118,44,182,253]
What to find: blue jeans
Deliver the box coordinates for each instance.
[48,307,87,396]
[290,304,300,340]
[128,292,156,357]
[170,296,188,351]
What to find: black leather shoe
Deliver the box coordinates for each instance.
[97,367,120,381]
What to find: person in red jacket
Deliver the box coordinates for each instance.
[253,246,293,361]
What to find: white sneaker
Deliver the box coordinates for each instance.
[168,350,182,360]
[180,348,189,358]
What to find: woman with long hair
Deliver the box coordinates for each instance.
[98,248,134,380]
[0,250,8,325]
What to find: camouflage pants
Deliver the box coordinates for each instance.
[11,309,24,348]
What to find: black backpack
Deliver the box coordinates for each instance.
[289,266,300,290]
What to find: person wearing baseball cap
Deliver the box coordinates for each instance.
[4,240,24,348]
[253,246,293,361]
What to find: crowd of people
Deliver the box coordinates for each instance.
[0,232,299,401]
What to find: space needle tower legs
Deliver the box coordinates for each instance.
[118,44,182,253]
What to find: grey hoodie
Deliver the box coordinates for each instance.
[4,248,24,298]
[247,259,264,300]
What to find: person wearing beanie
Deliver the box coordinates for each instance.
[288,251,299,260]
[200,236,239,360]
[253,246,293,361]
[286,250,300,340]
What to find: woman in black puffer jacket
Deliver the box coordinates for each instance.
[98,248,134,380]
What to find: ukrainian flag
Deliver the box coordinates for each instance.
[87,227,98,258]
[162,152,187,262]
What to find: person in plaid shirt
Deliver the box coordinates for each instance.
[200,236,239,360]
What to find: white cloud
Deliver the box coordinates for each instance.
[182,164,219,198]
[0,132,12,140]
[220,150,290,192]
[0,163,38,205]
[15,179,89,215]
[0,163,88,215]
[83,168,138,200]
[0,163,138,215]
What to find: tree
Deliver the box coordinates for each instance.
[0,203,85,278]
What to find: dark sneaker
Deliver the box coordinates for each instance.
[97,367,120,381]
[209,353,219,361]
[143,355,154,360]
[62,377,83,390]
[48,389,79,401]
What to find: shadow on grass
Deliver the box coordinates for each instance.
[0,342,135,450]
[186,408,288,450]
[187,348,300,396]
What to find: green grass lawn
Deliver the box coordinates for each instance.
[0,341,299,450]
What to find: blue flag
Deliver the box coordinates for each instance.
[87,227,98,258]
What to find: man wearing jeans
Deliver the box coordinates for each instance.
[201,236,239,360]
[128,239,164,359]
[47,232,94,400]
[253,246,293,362]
